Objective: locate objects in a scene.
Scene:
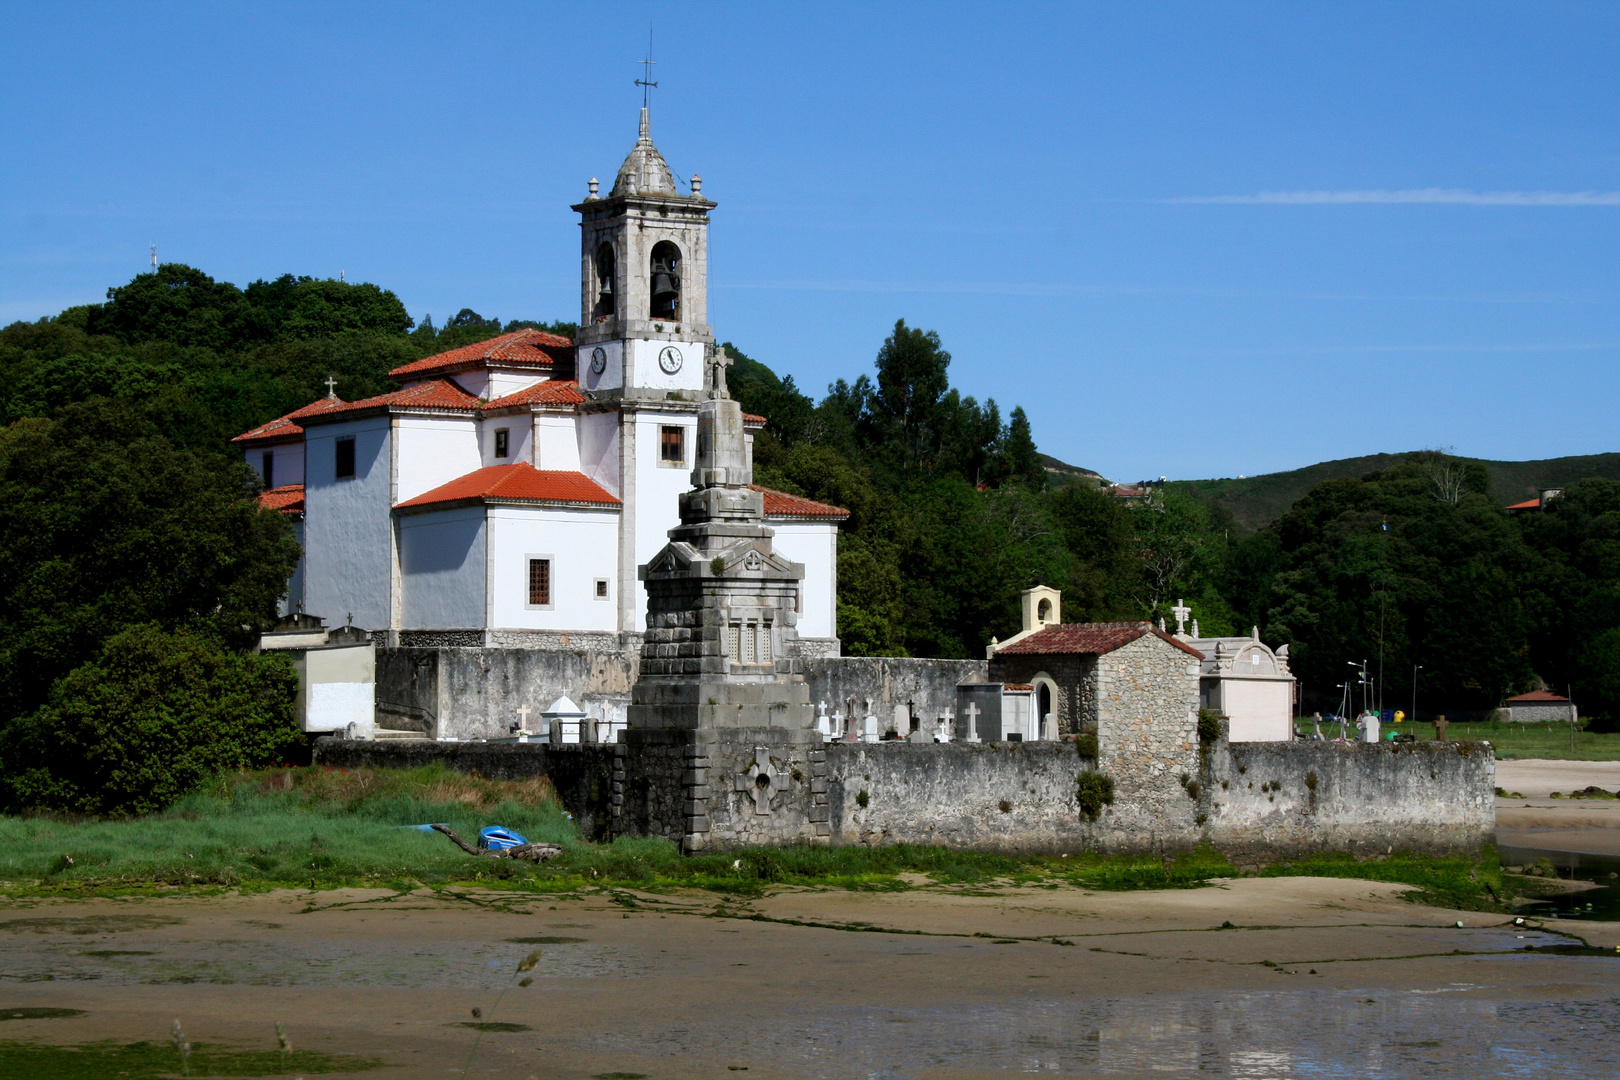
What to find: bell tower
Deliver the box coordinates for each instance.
[573,108,715,396]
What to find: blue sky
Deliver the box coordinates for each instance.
[3,2,1617,482]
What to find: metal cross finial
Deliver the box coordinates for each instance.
[324,376,337,398]
[635,29,658,110]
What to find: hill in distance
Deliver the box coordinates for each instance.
[1171,451,1620,534]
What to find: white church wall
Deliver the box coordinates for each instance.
[767,522,838,640]
[626,337,706,395]
[534,414,581,471]
[447,370,491,399]
[487,507,619,632]
[1221,679,1295,742]
[398,506,487,629]
[395,416,480,503]
[479,415,532,468]
[632,410,697,632]
[579,340,623,392]
[578,410,620,497]
[303,416,393,631]
[250,442,304,490]
[485,370,547,399]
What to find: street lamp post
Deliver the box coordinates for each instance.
[1412,664,1422,728]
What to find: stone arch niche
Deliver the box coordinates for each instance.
[1030,671,1060,738]
[649,240,682,321]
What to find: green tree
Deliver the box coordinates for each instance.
[873,319,950,468]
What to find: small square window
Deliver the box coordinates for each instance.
[528,559,551,607]
[335,437,355,479]
[494,428,509,459]
[594,578,609,600]
[261,451,274,490]
[660,425,684,464]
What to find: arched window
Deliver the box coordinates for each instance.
[1037,598,1052,623]
[594,243,616,321]
[650,241,681,321]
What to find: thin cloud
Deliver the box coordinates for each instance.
[1163,188,1620,206]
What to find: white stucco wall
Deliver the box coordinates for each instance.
[251,442,305,489]
[1220,679,1295,742]
[767,522,838,640]
[487,507,619,631]
[398,506,487,629]
[395,416,481,502]
[626,337,706,394]
[486,370,547,399]
[480,415,533,468]
[578,340,624,392]
[534,414,581,471]
[632,410,697,632]
[579,410,620,497]
[303,416,393,631]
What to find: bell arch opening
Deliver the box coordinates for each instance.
[1037,598,1052,623]
[593,243,616,321]
[650,241,681,321]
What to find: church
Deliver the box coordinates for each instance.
[234,108,847,653]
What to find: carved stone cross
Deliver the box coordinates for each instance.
[1171,599,1191,635]
[734,747,787,815]
[709,346,733,399]
[516,705,531,730]
[963,701,980,742]
[325,375,338,398]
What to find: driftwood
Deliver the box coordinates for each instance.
[431,824,563,863]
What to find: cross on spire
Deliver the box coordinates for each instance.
[324,376,337,398]
[635,29,658,110]
[1171,598,1192,635]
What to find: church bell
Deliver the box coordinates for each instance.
[650,270,679,309]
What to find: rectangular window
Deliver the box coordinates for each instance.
[727,623,741,662]
[527,559,551,607]
[594,578,609,600]
[759,623,772,664]
[660,425,684,464]
[335,437,355,479]
[742,622,757,664]
[261,451,274,489]
[494,428,509,459]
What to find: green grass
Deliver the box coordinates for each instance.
[0,764,1511,911]
[0,1038,383,1078]
[1259,848,1509,912]
[1393,720,1620,760]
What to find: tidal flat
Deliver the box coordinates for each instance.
[1,875,1617,1079]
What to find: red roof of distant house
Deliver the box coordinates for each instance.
[484,380,587,410]
[257,483,305,516]
[1506,689,1571,703]
[752,485,850,521]
[1506,498,1542,511]
[231,397,351,445]
[395,462,620,511]
[996,621,1205,659]
[388,328,573,380]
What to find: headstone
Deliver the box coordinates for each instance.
[1435,714,1449,742]
[936,715,953,743]
[1041,712,1058,741]
[815,701,831,741]
[964,700,981,743]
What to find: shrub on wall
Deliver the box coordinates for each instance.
[1073,734,1098,759]
[1197,709,1226,744]
[1076,770,1115,821]
[0,625,301,816]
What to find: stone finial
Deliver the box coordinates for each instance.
[588,177,599,198]
[1191,619,1200,638]
[691,174,702,194]
[1251,626,1260,641]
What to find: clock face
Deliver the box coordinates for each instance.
[658,345,683,374]
[589,346,607,374]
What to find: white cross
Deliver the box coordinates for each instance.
[1171,599,1192,635]
[325,376,338,398]
[516,705,531,729]
[964,701,980,741]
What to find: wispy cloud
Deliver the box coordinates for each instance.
[1162,188,1620,206]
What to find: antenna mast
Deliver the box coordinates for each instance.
[150,241,157,271]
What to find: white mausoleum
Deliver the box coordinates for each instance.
[235,108,848,651]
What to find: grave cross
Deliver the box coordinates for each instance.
[733,747,786,815]
[516,704,531,730]
[1171,599,1192,635]
[963,701,980,742]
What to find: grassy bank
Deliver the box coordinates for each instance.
[0,765,1510,910]
[1390,720,1620,760]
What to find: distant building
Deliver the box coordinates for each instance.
[1506,488,1564,513]
[1501,689,1577,724]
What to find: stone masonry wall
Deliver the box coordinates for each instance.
[987,653,1094,735]
[1094,634,1202,850]
[802,656,987,734]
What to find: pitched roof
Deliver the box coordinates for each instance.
[995,621,1205,659]
[1507,689,1571,703]
[388,328,573,381]
[753,485,850,521]
[743,413,766,427]
[257,483,305,516]
[484,380,586,410]
[395,462,620,511]
[303,379,483,422]
[1506,498,1542,511]
[231,397,351,445]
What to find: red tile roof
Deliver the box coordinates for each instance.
[752,485,850,521]
[996,621,1205,659]
[484,380,587,410]
[1506,498,1541,511]
[231,397,351,444]
[389,328,573,380]
[395,462,620,511]
[743,413,766,427]
[1506,689,1571,703]
[303,379,483,422]
[257,483,305,516]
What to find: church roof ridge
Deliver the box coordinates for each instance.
[750,484,850,521]
[394,462,621,511]
[996,620,1205,659]
[390,327,572,381]
[610,107,679,198]
[231,396,351,445]
[304,378,483,421]
[483,380,586,410]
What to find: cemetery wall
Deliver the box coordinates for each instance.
[801,656,987,733]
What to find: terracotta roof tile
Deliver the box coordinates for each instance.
[1506,689,1571,703]
[257,483,305,516]
[304,379,482,421]
[395,462,620,510]
[231,397,350,444]
[1506,498,1542,510]
[484,380,587,410]
[743,413,766,427]
[996,621,1205,659]
[389,328,573,380]
[752,485,850,521]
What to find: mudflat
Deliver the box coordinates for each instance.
[2,878,1618,1079]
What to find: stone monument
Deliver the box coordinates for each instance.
[620,349,826,852]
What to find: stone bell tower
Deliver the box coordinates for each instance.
[619,353,827,853]
[573,107,715,397]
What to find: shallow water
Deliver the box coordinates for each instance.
[1501,844,1620,920]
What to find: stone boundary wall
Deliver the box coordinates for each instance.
[802,656,987,733]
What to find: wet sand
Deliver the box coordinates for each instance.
[1495,759,1620,856]
[2,878,1618,1079]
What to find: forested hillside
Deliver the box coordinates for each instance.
[1,262,1618,817]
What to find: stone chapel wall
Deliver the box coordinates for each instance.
[1093,634,1203,849]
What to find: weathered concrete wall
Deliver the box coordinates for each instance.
[803,656,987,734]
[1205,739,1495,861]
[312,738,619,841]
